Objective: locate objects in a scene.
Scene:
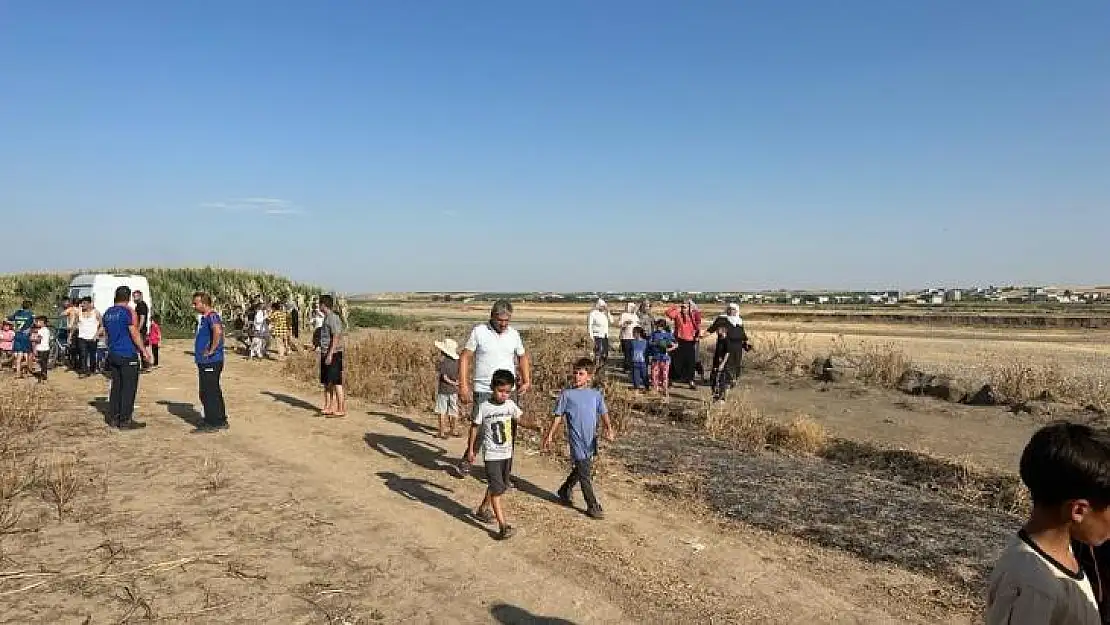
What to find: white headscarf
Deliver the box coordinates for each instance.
[595,298,607,310]
[725,303,742,327]
[626,302,637,314]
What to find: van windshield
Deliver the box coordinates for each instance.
[69,286,92,301]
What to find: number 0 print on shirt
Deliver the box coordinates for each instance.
[490,420,511,445]
[475,400,522,462]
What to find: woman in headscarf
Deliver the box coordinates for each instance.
[617,302,640,372]
[704,302,751,400]
[664,300,701,389]
[587,299,613,369]
[636,299,654,335]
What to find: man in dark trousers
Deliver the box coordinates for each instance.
[102,286,150,429]
[192,291,228,433]
[132,290,151,371]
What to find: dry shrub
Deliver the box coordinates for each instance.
[746,332,810,375]
[42,455,82,520]
[0,499,21,535]
[0,385,48,433]
[767,415,829,455]
[199,453,228,491]
[987,357,1110,410]
[846,341,913,388]
[0,456,39,501]
[703,391,770,449]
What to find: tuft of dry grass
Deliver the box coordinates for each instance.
[840,340,914,388]
[198,454,228,491]
[745,332,810,375]
[41,455,82,521]
[703,391,771,450]
[767,415,829,455]
[0,386,49,434]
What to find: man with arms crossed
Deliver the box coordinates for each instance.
[458,300,532,476]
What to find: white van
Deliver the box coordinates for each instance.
[67,273,153,331]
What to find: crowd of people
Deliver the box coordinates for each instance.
[586,298,751,401]
[1,291,162,381]
[13,288,1110,624]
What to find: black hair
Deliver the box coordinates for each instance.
[21,300,32,310]
[319,294,335,310]
[35,315,48,322]
[490,369,516,389]
[114,286,131,304]
[654,319,669,330]
[633,326,647,338]
[1020,422,1110,508]
[81,296,92,304]
[572,357,594,371]
[152,313,161,323]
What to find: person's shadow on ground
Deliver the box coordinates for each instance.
[369,411,438,436]
[377,471,490,534]
[88,397,110,419]
[261,390,317,413]
[489,603,578,624]
[364,433,458,474]
[155,400,204,427]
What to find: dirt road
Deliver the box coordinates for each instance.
[2,341,973,624]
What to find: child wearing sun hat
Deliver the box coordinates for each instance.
[434,337,461,439]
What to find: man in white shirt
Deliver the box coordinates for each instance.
[459,299,532,408]
[587,299,613,370]
[457,300,532,475]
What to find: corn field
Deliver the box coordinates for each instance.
[0,268,328,331]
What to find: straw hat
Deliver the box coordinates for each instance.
[434,338,459,359]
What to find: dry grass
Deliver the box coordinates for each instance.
[767,415,829,455]
[745,332,810,375]
[0,385,52,543]
[704,391,771,450]
[0,385,48,434]
[41,455,82,521]
[833,338,914,388]
[283,330,439,408]
[986,357,1110,411]
[198,453,228,491]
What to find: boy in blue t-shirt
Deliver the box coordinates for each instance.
[629,326,649,391]
[542,358,615,519]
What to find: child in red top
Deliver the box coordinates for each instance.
[148,314,162,368]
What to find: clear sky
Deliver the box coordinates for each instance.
[2,1,1107,293]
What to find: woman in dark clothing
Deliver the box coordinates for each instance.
[705,303,751,401]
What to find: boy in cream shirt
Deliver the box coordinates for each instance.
[986,422,1110,625]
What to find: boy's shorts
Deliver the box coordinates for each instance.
[435,392,459,416]
[485,459,512,495]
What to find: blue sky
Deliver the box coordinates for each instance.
[2,1,1107,293]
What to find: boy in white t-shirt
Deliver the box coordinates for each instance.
[465,369,522,541]
[986,422,1110,625]
[31,316,52,381]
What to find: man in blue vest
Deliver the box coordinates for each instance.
[192,291,228,432]
[102,286,151,429]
